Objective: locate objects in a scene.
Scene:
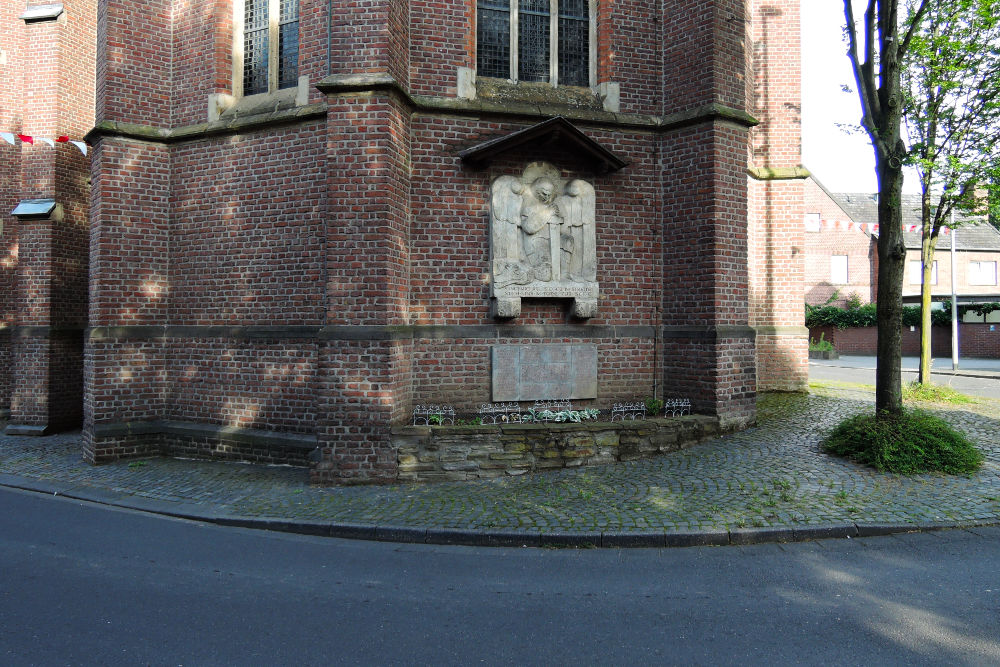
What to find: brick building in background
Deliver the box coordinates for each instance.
[1,0,809,483]
[0,1,95,434]
[802,177,877,307]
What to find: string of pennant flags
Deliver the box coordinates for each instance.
[810,219,951,235]
[0,131,87,156]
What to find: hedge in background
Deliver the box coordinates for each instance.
[806,300,1000,329]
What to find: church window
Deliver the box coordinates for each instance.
[238,0,299,96]
[477,0,593,87]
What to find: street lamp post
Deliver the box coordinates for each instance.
[951,209,959,370]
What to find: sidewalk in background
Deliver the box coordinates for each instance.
[811,355,1000,379]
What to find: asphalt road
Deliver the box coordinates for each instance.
[810,362,1000,400]
[2,487,999,665]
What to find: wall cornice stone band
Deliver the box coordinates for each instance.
[753,326,809,336]
[85,76,758,146]
[660,325,757,341]
[4,326,86,339]
[85,324,754,342]
[747,167,811,181]
[318,73,759,132]
[84,103,330,144]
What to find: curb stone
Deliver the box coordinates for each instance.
[481,530,541,548]
[729,526,795,545]
[600,531,666,548]
[1,474,998,548]
[792,524,859,541]
[375,525,428,544]
[425,528,489,546]
[538,532,602,548]
[329,522,378,541]
[664,529,730,548]
[855,522,921,537]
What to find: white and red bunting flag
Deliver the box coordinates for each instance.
[820,220,877,233]
[814,219,952,235]
[0,131,87,155]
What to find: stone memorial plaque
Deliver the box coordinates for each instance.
[491,344,598,401]
[492,346,520,401]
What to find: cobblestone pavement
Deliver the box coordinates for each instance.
[2,384,999,545]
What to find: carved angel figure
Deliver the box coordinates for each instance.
[557,180,596,282]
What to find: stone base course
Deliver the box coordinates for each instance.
[393,415,720,482]
[85,420,317,467]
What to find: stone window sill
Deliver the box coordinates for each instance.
[209,76,309,123]
[474,76,618,112]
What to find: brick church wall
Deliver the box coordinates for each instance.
[79,0,813,482]
[0,1,19,417]
[747,0,808,392]
[1,0,94,431]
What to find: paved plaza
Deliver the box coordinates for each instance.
[2,377,998,547]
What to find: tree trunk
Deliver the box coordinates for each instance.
[875,161,907,416]
[918,232,938,384]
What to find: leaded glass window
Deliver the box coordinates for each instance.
[477,0,511,79]
[518,0,550,82]
[278,0,299,90]
[557,0,588,86]
[243,0,270,95]
[241,0,299,96]
[476,0,592,87]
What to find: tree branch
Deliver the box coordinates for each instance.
[899,0,932,57]
[845,0,888,157]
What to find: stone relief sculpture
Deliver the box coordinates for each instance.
[489,162,599,319]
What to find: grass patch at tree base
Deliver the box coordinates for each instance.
[901,381,976,405]
[822,409,983,475]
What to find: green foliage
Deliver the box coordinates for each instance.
[523,408,601,423]
[805,302,877,328]
[808,333,834,352]
[901,304,953,327]
[822,409,983,475]
[807,299,993,328]
[902,0,1000,236]
[969,302,1000,318]
[902,381,976,405]
[643,397,664,415]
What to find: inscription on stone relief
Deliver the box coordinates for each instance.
[491,344,598,402]
[489,162,599,319]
